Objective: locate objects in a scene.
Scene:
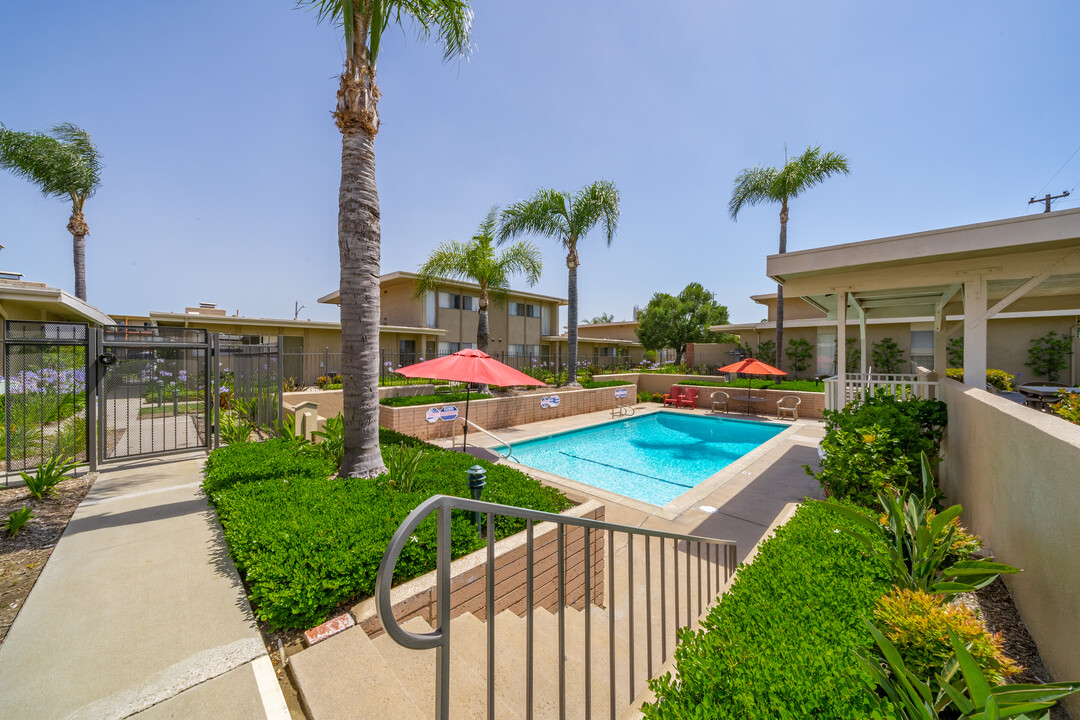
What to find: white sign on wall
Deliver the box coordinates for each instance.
[425,408,440,423]
[540,396,550,409]
[439,406,459,421]
[549,395,560,408]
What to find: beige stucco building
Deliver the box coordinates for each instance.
[713,210,1080,384]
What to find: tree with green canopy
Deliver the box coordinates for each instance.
[299,0,472,478]
[729,145,849,370]
[416,206,543,358]
[635,283,733,366]
[0,123,102,301]
[498,180,620,386]
[582,313,614,324]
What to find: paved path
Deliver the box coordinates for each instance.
[0,453,290,720]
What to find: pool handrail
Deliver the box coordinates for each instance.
[451,416,513,459]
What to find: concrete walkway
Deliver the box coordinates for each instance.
[0,453,290,720]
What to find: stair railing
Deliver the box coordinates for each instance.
[450,416,514,459]
[374,494,737,720]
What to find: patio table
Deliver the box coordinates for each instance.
[739,396,767,415]
[1018,385,1080,410]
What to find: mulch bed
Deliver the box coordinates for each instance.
[0,472,96,646]
[960,578,1075,719]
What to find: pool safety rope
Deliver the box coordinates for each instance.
[556,450,696,489]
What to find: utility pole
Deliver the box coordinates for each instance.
[1029,190,1070,213]
[293,301,305,320]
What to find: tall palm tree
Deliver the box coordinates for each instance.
[415,206,543,356]
[0,123,102,301]
[729,146,849,370]
[499,180,620,386]
[300,0,472,478]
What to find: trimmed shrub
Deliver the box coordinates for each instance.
[205,435,571,630]
[1054,391,1080,425]
[643,501,895,719]
[204,438,335,494]
[944,368,1015,391]
[872,588,1020,688]
[579,379,632,389]
[380,392,492,407]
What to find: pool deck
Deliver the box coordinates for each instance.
[433,403,826,562]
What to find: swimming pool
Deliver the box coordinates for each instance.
[502,412,787,506]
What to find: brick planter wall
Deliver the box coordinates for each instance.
[351,500,606,638]
[600,373,826,419]
[379,384,638,441]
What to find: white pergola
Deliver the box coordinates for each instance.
[767,208,1080,388]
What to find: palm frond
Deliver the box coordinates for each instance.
[728,166,778,219]
[498,189,571,244]
[414,239,473,295]
[495,241,543,286]
[776,145,850,199]
[473,205,500,241]
[572,179,620,246]
[300,0,472,69]
[0,124,101,202]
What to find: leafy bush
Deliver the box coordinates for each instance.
[5,506,33,537]
[676,379,825,393]
[220,412,254,445]
[643,350,658,363]
[204,438,335,494]
[380,443,426,492]
[756,339,776,363]
[872,588,1019,689]
[205,434,572,630]
[846,337,862,371]
[872,337,905,374]
[785,337,814,376]
[947,337,964,367]
[1025,330,1071,382]
[944,368,1015,392]
[308,415,345,467]
[643,501,895,719]
[637,391,652,402]
[380,392,492,407]
[823,454,1018,599]
[649,392,664,403]
[20,455,77,500]
[1054,391,1080,425]
[809,392,947,504]
[315,374,343,390]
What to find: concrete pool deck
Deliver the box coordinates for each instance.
[433,403,827,561]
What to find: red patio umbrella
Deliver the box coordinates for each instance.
[395,349,548,450]
[716,358,787,404]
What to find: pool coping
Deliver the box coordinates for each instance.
[452,404,819,523]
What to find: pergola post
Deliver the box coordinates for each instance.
[836,291,847,406]
[963,277,988,387]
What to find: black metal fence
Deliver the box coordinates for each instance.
[3,321,90,475]
[220,340,283,434]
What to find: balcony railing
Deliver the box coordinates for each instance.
[823,371,939,410]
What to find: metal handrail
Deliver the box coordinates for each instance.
[450,416,513,458]
[374,494,737,720]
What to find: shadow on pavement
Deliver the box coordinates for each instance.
[688,444,824,564]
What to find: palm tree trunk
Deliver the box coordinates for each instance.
[566,247,580,386]
[477,288,489,393]
[775,202,788,370]
[338,127,385,478]
[67,209,88,301]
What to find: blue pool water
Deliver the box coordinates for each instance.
[503,412,786,506]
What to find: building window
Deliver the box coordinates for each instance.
[438,341,459,354]
[910,331,934,371]
[509,302,538,317]
[526,304,539,318]
[816,331,837,376]
[541,306,551,335]
[438,292,478,311]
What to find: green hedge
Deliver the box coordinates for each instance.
[380,391,493,407]
[580,379,633,389]
[675,379,825,392]
[643,501,894,719]
[204,431,571,630]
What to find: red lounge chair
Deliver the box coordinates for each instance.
[663,386,684,407]
[679,388,699,409]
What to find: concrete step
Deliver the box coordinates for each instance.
[370,615,521,720]
[288,622,425,720]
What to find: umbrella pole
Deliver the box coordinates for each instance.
[462,385,470,451]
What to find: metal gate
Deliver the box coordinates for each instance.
[3,321,91,478]
[97,326,214,462]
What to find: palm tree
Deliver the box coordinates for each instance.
[415,206,543,358]
[729,146,849,370]
[0,123,102,301]
[499,180,620,386]
[300,0,472,478]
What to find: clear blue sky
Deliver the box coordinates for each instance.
[2,1,1078,328]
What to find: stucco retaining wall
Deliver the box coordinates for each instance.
[350,500,606,638]
[939,379,1080,715]
[600,373,826,419]
[379,384,637,441]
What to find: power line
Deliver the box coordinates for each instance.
[1037,144,1080,195]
